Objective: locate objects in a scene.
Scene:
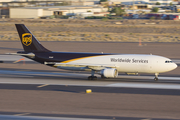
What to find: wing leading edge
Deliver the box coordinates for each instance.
[45,62,117,71]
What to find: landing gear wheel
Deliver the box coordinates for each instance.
[88,76,97,80]
[101,75,106,79]
[154,77,158,81]
[154,73,159,81]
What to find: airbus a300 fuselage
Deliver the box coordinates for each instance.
[11,24,177,81]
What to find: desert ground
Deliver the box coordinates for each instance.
[0,18,180,42]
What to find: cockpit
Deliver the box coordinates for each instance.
[165,61,173,63]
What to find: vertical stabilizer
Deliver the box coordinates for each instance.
[15,24,50,52]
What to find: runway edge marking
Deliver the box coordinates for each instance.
[106,83,180,90]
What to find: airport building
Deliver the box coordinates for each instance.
[10,5,108,18]
[107,0,149,5]
[108,0,173,5]
[0,0,100,2]
[149,0,173,5]
[0,0,99,8]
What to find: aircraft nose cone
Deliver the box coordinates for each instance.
[172,63,177,70]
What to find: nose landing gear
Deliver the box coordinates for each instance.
[154,73,159,81]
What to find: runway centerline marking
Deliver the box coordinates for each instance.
[37,84,49,88]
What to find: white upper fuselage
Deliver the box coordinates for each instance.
[61,54,177,74]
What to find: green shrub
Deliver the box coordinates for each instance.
[152,7,159,12]
[49,15,55,19]
[150,16,155,20]
[102,17,108,21]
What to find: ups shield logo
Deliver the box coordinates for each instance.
[22,33,32,46]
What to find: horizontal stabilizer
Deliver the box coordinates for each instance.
[7,53,35,58]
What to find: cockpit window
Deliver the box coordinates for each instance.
[165,61,173,63]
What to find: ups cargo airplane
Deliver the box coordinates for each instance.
[10,24,177,81]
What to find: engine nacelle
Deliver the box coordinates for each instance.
[101,68,118,78]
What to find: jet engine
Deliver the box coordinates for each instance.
[101,68,118,78]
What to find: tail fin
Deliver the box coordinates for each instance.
[15,24,50,52]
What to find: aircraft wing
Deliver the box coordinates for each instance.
[45,62,116,70]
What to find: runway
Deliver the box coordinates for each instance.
[0,114,104,120]
[1,68,180,97]
[0,69,180,120]
[1,69,180,90]
[1,42,180,120]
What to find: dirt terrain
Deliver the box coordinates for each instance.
[0,19,180,42]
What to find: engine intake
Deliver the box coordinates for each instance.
[101,68,118,78]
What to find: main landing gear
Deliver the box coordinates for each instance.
[154,73,159,81]
[101,75,106,79]
[88,70,97,80]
